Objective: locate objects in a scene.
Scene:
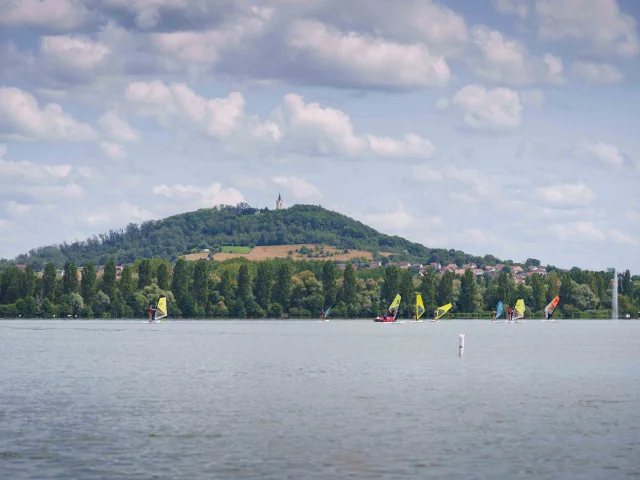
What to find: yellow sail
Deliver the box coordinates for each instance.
[435,303,452,320]
[416,294,425,320]
[513,298,525,320]
[389,294,401,311]
[155,296,167,320]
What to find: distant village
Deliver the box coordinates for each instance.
[335,261,556,284]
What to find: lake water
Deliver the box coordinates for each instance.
[0,319,639,479]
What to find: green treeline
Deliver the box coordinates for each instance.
[1,258,638,319]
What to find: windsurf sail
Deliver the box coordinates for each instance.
[435,303,452,320]
[496,301,504,319]
[155,296,167,320]
[544,295,560,319]
[324,306,332,319]
[513,298,525,321]
[389,294,401,320]
[416,294,425,320]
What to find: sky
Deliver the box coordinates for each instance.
[1,0,639,272]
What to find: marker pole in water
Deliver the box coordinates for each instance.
[458,334,465,357]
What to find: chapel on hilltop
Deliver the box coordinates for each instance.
[276,193,284,210]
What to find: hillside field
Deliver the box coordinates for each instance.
[182,244,393,262]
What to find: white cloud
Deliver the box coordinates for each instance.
[445,85,523,130]
[552,221,605,241]
[85,201,155,226]
[535,0,639,57]
[575,140,624,167]
[492,0,529,18]
[152,182,245,209]
[0,0,96,31]
[551,221,637,245]
[99,111,140,143]
[287,19,451,89]
[535,183,595,207]
[571,61,623,84]
[411,165,444,183]
[271,176,322,200]
[520,89,546,107]
[149,7,273,74]
[362,202,420,230]
[625,210,640,224]
[610,229,637,245]
[125,81,436,159]
[471,26,565,85]
[100,141,126,160]
[0,86,97,141]
[40,35,110,72]
[5,201,32,217]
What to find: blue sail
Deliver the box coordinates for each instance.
[496,301,504,319]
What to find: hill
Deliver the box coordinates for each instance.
[3,203,508,270]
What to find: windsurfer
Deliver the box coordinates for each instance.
[507,307,513,321]
[389,307,396,320]
[147,305,153,322]
[491,310,497,321]
[433,309,437,320]
[320,309,325,321]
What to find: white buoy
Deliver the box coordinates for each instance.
[458,334,465,357]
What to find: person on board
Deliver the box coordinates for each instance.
[320,309,325,321]
[389,307,396,320]
[147,305,153,322]
[491,310,497,321]
[433,309,438,321]
[507,307,513,321]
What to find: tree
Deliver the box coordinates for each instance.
[459,269,476,313]
[20,265,36,299]
[193,260,209,307]
[398,268,414,316]
[321,261,337,308]
[237,264,252,300]
[438,270,454,306]
[342,263,357,311]
[119,265,135,298]
[419,268,437,313]
[157,262,171,290]
[43,263,57,300]
[138,259,153,289]
[253,261,274,310]
[272,263,293,310]
[381,266,400,307]
[530,273,546,312]
[80,262,97,303]
[103,260,117,300]
[171,258,190,304]
[62,260,78,295]
[525,258,541,268]
[218,269,233,301]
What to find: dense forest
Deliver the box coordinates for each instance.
[1,204,509,270]
[0,257,638,319]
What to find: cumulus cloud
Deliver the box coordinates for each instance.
[125,80,436,159]
[271,176,322,200]
[441,85,523,130]
[470,26,565,85]
[99,111,140,143]
[535,0,639,57]
[84,201,155,226]
[100,141,126,160]
[0,0,97,31]
[535,183,595,207]
[571,62,623,84]
[287,19,451,90]
[361,202,424,230]
[575,140,624,167]
[492,0,529,18]
[551,221,637,245]
[152,182,245,210]
[0,86,97,141]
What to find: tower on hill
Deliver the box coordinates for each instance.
[276,193,284,210]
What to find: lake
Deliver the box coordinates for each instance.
[0,319,638,479]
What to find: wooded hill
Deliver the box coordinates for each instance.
[3,204,510,270]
